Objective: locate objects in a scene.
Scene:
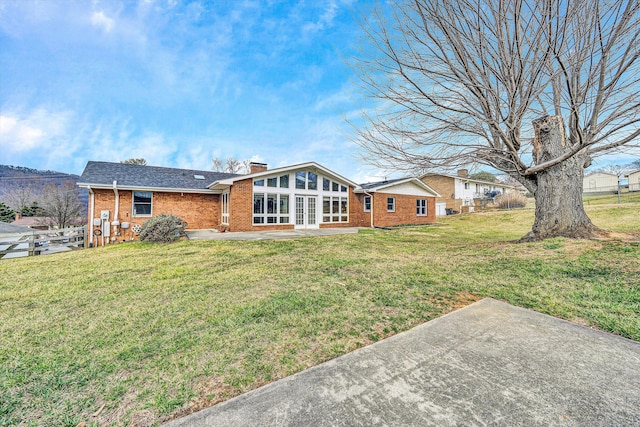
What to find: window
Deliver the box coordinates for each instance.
[323,178,330,191]
[464,182,469,190]
[254,193,290,224]
[221,192,229,224]
[323,197,330,222]
[341,185,347,193]
[387,197,395,212]
[475,183,479,192]
[253,194,264,224]
[417,199,427,216]
[340,199,348,222]
[279,195,289,223]
[267,177,277,187]
[308,172,317,190]
[254,179,264,187]
[280,174,289,188]
[332,182,339,192]
[364,196,371,212]
[267,193,277,223]
[133,191,152,216]
[322,196,348,223]
[296,171,306,189]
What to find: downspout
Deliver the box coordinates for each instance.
[112,180,119,242]
[364,191,374,228]
[88,186,94,246]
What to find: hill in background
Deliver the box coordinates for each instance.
[0,165,88,211]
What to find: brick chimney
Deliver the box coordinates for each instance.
[15,213,22,221]
[249,162,268,174]
[457,169,469,178]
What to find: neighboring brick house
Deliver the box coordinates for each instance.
[78,161,440,246]
[420,169,519,214]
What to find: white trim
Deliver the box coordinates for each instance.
[416,198,427,216]
[364,191,374,228]
[132,191,153,217]
[419,173,518,189]
[113,181,119,238]
[210,161,357,188]
[88,186,94,246]
[363,195,371,212]
[355,178,440,197]
[77,183,222,194]
[387,196,395,212]
[221,191,230,225]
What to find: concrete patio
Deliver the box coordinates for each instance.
[185,227,362,241]
[163,298,640,426]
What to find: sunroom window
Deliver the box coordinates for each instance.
[254,193,290,224]
[322,196,348,223]
[296,171,306,189]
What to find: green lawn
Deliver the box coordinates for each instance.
[583,191,640,205]
[1,204,639,426]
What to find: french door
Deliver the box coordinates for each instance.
[295,196,318,229]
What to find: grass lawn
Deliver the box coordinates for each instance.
[583,191,640,205]
[1,204,639,426]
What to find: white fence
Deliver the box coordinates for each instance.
[0,226,87,259]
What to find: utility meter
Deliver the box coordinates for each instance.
[101,210,110,220]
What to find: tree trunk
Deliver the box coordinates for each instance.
[521,116,600,241]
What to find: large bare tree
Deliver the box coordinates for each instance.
[353,0,640,240]
[39,181,86,229]
[211,157,251,174]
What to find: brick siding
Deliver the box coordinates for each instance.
[371,193,436,227]
[88,183,436,245]
[89,189,220,245]
[420,175,464,211]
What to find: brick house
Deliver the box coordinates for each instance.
[420,169,519,214]
[78,161,439,246]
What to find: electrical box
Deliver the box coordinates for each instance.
[92,218,102,226]
[103,222,111,237]
[101,210,110,220]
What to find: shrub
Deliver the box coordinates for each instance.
[494,193,528,209]
[139,215,187,243]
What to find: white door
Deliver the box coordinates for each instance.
[295,196,318,229]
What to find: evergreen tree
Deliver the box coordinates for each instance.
[0,201,15,223]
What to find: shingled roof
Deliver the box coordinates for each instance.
[358,178,409,190]
[78,161,241,191]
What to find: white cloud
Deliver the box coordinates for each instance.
[0,109,70,153]
[91,10,114,32]
[303,1,339,34]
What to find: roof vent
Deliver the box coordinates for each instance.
[194,174,205,180]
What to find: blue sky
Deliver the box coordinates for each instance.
[0,0,388,181]
[0,0,636,181]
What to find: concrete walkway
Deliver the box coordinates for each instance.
[185,227,362,241]
[164,298,640,426]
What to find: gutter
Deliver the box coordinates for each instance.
[88,186,94,246]
[112,180,119,241]
[364,190,374,228]
[77,183,222,194]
